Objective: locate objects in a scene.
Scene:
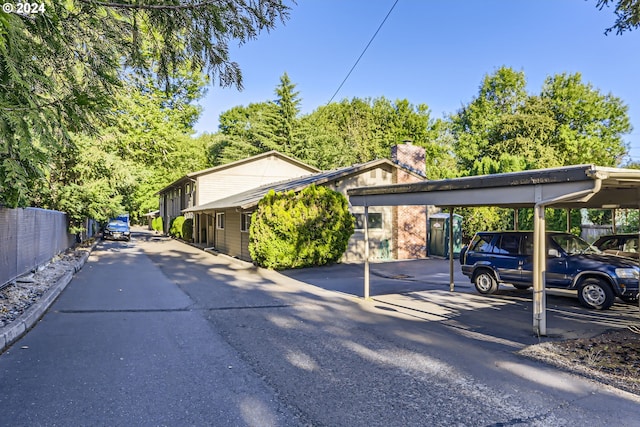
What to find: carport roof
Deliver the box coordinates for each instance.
[348,164,640,209]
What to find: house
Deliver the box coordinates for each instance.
[155,151,320,236]
[181,143,434,263]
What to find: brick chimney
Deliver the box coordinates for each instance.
[391,142,427,259]
[391,141,426,181]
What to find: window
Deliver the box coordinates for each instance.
[354,212,383,230]
[494,234,520,255]
[241,212,252,232]
[470,233,495,253]
[522,234,534,255]
[598,238,619,251]
[216,212,225,229]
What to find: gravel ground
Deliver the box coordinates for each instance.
[0,244,92,328]
[1,241,639,397]
[520,327,640,396]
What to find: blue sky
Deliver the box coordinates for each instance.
[194,0,640,163]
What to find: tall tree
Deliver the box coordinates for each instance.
[274,72,302,154]
[207,102,279,165]
[0,0,292,208]
[41,67,210,224]
[300,97,447,172]
[451,67,529,173]
[540,72,631,166]
[451,67,631,174]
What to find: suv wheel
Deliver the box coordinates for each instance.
[578,278,615,310]
[474,270,498,294]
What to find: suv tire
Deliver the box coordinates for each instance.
[578,278,615,310]
[474,270,498,294]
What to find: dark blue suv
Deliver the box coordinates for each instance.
[460,231,639,310]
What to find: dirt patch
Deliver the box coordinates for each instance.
[520,327,640,395]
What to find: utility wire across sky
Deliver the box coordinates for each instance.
[327,0,400,104]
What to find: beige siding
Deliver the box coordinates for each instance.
[197,155,314,205]
[240,231,251,262]
[327,165,397,263]
[215,209,243,258]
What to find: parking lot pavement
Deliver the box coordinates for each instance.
[281,258,469,297]
[281,257,640,344]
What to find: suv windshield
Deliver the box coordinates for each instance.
[550,234,600,255]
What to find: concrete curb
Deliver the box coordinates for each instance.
[0,243,95,354]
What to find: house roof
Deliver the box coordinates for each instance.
[155,150,320,195]
[183,158,423,213]
[347,164,640,209]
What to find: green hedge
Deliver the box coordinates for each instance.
[249,185,354,269]
[183,218,193,242]
[168,216,193,241]
[169,216,185,238]
[152,216,163,233]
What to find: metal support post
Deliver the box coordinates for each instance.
[533,204,547,336]
[449,207,455,292]
[364,205,370,300]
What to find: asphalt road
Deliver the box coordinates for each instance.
[1,229,639,426]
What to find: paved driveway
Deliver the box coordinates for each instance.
[282,258,640,341]
[2,230,639,426]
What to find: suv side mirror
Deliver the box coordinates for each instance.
[548,248,560,258]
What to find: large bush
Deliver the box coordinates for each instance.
[152,216,163,233]
[169,216,186,238]
[249,185,354,269]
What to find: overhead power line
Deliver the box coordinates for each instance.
[327,0,400,104]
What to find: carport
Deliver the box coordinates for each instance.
[347,164,640,336]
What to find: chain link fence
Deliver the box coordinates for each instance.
[0,207,76,289]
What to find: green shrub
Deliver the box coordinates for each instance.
[170,216,185,238]
[152,216,163,233]
[249,185,355,269]
[182,218,193,241]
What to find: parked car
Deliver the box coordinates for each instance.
[592,233,639,259]
[103,220,131,241]
[460,231,639,310]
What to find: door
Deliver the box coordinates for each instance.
[521,235,571,288]
[491,234,524,284]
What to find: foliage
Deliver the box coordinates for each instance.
[168,216,193,240]
[0,0,291,209]
[207,72,304,165]
[615,209,639,232]
[540,72,630,166]
[596,0,640,34]
[451,67,631,174]
[458,207,511,242]
[152,216,163,233]
[249,185,354,269]
[170,216,186,239]
[459,206,584,241]
[44,71,210,225]
[450,67,632,238]
[299,97,447,172]
[211,76,456,177]
[183,218,194,242]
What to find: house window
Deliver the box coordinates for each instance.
[216,212,225,229]
[354,212,383,230]
[241,212,252,232]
